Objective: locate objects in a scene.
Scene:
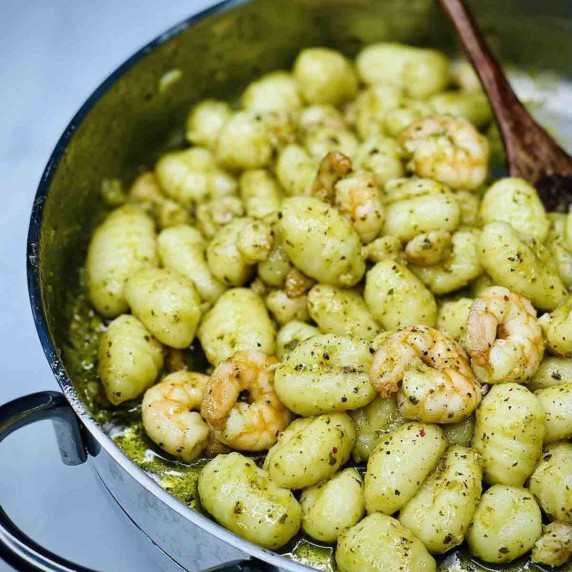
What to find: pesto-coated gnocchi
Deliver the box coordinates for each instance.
[85,41,568,566]
[279,197,365,287]
[529,442,572,523]
[336,513,437,572]
[480,178,549,241]
[294,48,358,105]
[155,147,236,205]
[98,315,163,405]
[546,212,572,287]
[206,218,256,286]
[411,229,482,295]
[265,289,309,325]
[308,285,381,341]
[364,259,437,329]
[539,298,572,357]
[472,383,545,485]
[198,452,301,549]
[86,205,158,317]
[197,288,275,365]
[125,268,201,349]
[354,134,404,187]
[264,413,356,489]
[275,320,319,359]
[300,468,365,542]
[399,446,483,553]
[364,422,447,515]
[478,222,567,311]
[383,178,460,241]
[158,225,227,304]
[185,99,232,149]
[527,357,572,391]
[441,415,475,447]
[466,485,542,563]
[429,91,492,128]
[349,396,405,463]
[535,383,572,443]
[239,169,282,219]
[215,112,273,170]
[275,144,316,196]
[436,297,473,345]
[356,42,449,98]
[274,334,376,416]
[241,71,302,111]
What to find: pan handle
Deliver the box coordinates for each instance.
[0,391,98,572]
[0,392,277,572]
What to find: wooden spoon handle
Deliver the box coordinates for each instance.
[436,0,572,182]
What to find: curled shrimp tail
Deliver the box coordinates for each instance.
[311,151,353,203]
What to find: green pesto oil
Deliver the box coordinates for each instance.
[64,282,552,572]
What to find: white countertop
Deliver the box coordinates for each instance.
[0,2,215,571]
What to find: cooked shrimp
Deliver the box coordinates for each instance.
[399,114,489,191]
[370,325,481,423]
[142,371,210,461]
[311,151,352,203]
[203,430,232,458]
[334,171,385,243]
[200,350,291,451]
[285,267,315,298]
[466,286,544,384]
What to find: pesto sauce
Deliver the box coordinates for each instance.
[64,279,549,572]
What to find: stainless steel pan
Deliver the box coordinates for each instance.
[1,0,570,571]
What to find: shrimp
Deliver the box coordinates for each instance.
[334,171,385,243]
[200,350,292,451]
[399,114,489,191]
[142,371,210,461]
[370,325,481,423]
[311,151,352,203]
[311,152,384,243]
[466,286,544,384]
[285,267,315,298]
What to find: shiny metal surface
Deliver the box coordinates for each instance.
[24,0,571,571]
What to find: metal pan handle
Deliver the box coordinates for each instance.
[0,391,96,572]
[0,392,275,572]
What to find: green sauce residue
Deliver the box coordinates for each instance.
[285,539,336,572]
[113,422,206,512]
[64,274,552,572]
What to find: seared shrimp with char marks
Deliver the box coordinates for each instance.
[142,371,210,461]
[399,114,489,191]
[200,350,291,451]
[334,171,384,244]
[466,286,544,384]
[311,151,352,203]
[370,325,481,423]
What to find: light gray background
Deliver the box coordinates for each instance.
[0,2,215,571]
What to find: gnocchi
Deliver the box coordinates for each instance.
[83,41,569,568]
[98,315,163,404]
[466,485,542,563]
[274,334,376,416]
[364,422,447,515]
[86,205,158,317]
[399,446,483,553]
[264,413,356,489]
[198,452,301,549]
[471,383,545,485]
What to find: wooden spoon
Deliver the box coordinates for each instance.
[436,0,572,212]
